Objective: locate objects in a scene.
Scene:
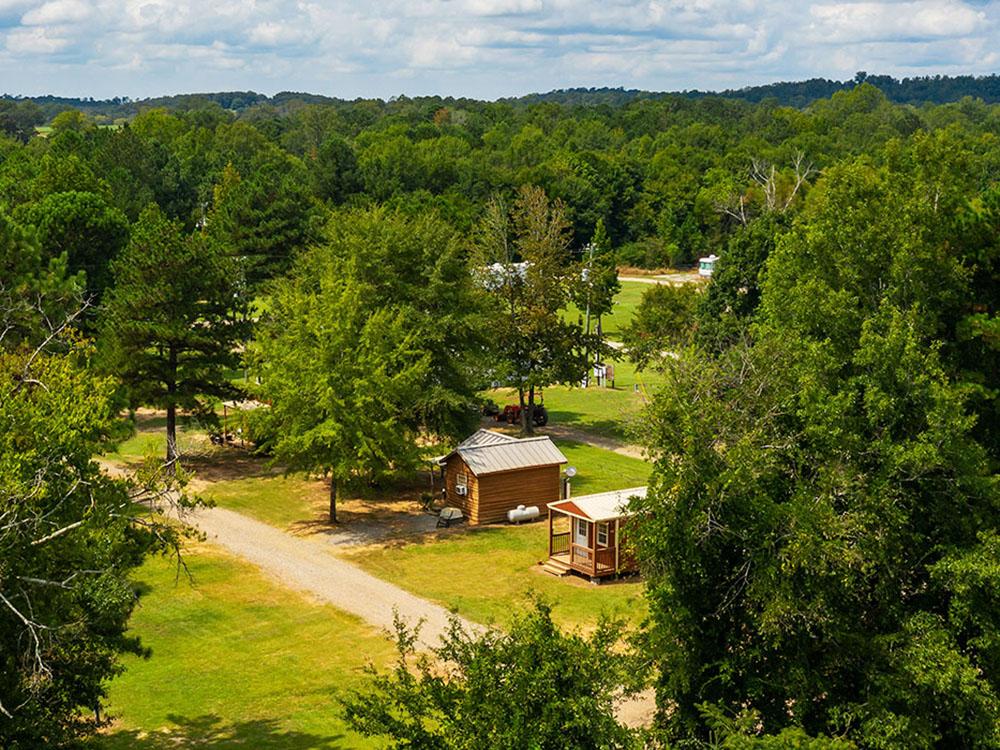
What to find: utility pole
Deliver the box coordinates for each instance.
[583,241,594,387]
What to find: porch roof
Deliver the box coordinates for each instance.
[548,486,647,523]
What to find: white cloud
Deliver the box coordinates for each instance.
[809,1,987,42]
[463,0,543,16]
[247,20,313,47]
[5,24,69,52]
[21,0,91,25]
[0,0,999,99]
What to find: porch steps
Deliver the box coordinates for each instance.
[541,558,572,577]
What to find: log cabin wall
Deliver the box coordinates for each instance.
[468,464,562,525]
[443,456,479,519]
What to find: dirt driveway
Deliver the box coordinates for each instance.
[186,504,476,646]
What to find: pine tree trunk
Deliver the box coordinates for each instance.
[166,403,177,467]
[165,343,178,471]
[329,477,339,524]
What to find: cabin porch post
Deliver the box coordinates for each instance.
[614,519,620,573]
[591,521,597,579]
[547,508,553,557]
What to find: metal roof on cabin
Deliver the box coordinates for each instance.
[456,429,518,450]
[548,486,647,522]
[457,435,567,476]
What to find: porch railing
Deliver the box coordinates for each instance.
[550,531,570,556]
[595,546,616,574]
[570,543,591,565]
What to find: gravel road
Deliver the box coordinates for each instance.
[620,272,701,285]
[188,505,477,646]
[542,423,647,460]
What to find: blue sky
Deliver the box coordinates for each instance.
[0,0,998,99]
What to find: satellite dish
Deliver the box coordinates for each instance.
[565,466,577,478]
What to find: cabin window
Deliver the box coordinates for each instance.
[455,472,467,490]
[597,522,609,547]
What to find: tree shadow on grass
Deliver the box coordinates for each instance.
[98,714,347,749]
[183,449,280,484]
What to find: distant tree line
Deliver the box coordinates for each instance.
[12,71,1000,126]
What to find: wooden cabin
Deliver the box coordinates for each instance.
[544,487,646,581]
[436,429,567,525]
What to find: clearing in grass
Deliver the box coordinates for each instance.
[342,522,647,630]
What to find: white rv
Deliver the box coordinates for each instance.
[698,254,719,277]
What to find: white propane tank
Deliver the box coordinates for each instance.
[507,504,540,524]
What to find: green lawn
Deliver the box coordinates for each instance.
[554,440,651,494]
[487,355,666,443]
[93,544,393,750]
[102,414,212,464]
[563,279,648,340]
[344,522,647,630]
[490,368,660,442]
[205,473,325,529]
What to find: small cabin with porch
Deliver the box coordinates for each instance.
[435,429,568,525]
[544,486,646,581]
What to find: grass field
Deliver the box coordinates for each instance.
[554,439,651,494]
[93,544,393,750]
[102,414,212,464]
[563,279,648,340]
[205,473,324,527]
[343,522,647,630]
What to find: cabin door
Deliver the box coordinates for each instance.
[573,517,590,560]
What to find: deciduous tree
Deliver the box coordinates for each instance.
[344,601,644,750]
[474,185,592,434]
[251,262,429,523]
[622,282,699,370]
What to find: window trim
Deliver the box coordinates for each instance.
[596,522,609,547]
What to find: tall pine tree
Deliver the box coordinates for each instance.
[100,205,245,464]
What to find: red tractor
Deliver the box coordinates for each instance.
[482,397,549,427]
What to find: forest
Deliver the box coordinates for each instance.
[1,78,999,748]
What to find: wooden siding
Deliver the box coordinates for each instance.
[617,518,639,574]
[439,460,560,525]
[443,456,479,520]
[473,465,561,524]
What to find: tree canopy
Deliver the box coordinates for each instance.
[99,205,245,463]
[630,142,1000,748]
[344,601,644,750]
[251,208,485,520]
